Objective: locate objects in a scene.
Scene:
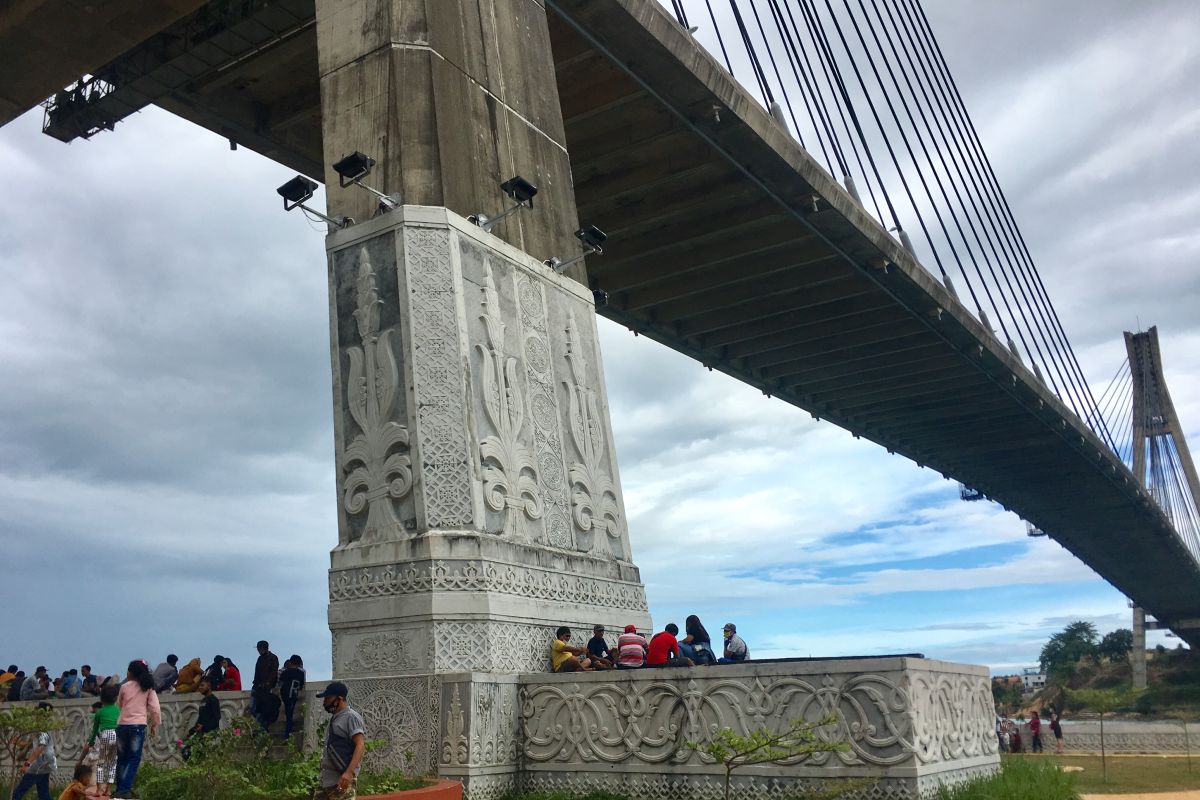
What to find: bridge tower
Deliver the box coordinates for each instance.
[1125,326,1200,688]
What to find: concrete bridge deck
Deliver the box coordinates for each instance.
[2,0,1198,641]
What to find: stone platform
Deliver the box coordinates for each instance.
[433,657,998,800]
[3,658,998,799]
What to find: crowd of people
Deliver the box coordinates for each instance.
[995,706,1064,754]
[550,616,750,672]
[0,641,307,800]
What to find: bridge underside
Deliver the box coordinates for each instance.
[3,0,1199,644]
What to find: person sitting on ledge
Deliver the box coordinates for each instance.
[550,627,593,673]
[647,623,694,668]
[717,622,750,663]
[175,658,204,693]
[617,625,648,669]
[679,615,717,665]
[586,625,616,670]
[217,658,242,692]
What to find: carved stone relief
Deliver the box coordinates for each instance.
[340,249,413,542]
[470,682,520,766]
[475,261,542,539]
[344,631,421,674]
[517,275,574,549]
[345,677,439,774]
[434,620,560,673]
[442,683,469,766]
[405,227,474,529]
[328,559,648,611]
[562,311,623,557]
[519,670,992,767]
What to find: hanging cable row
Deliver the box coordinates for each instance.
[671,0,1114,450]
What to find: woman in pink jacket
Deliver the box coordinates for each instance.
[114,660,160,799]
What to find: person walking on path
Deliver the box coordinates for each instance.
[279,657,306,738]
[12,701,57,800]
[114,660,160,799]
[80,684,120,796]
[313,682,365,800]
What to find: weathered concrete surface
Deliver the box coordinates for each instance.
[0,0,210,125]
[315,0,582,264]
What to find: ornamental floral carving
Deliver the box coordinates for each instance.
[345,632,419,673]
[476,263,542,539]
[341,249,413,541]
[563,311,621,555]
[442,683,468,765]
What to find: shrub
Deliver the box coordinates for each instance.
[936,757,1078,800]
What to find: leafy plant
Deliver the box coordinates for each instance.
[0,705,67,789]
[137,715,318,800]
[687,715,848,800]
[936,756,1077,800]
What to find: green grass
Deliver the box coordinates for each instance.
[937,757,1078,800]
[1046,754,1200,794]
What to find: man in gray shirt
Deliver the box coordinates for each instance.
[719,623,750,663]
[19,667,48,701]
[152,654,179,693]
[314,682,365,800]
[13,702,57,800]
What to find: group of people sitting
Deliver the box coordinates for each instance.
[551,616,750,672]
[3,642,309,800]
[1,665,123,702]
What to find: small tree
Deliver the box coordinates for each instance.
[1040,621,1099,679]
[687,715,848,800]
[0,705,67,789]
[1098,629,1133,662]
[1070,688,1133,782]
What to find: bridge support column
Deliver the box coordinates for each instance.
[314,0,582,268]
[315,206,649,797]
[1132,606,1147,690]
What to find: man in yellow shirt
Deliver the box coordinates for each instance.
[550,627,593,673]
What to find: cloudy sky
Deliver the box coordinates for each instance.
[1,1,1197,681]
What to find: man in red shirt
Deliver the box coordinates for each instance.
[646,623,694,668]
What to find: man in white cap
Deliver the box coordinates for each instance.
[314,681,365,799]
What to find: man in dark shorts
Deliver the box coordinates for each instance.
[314,682,365,800]
[586,625,616,669]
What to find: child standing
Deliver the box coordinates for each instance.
[80,684,120,796]
[13,702,57,800]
